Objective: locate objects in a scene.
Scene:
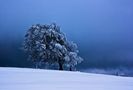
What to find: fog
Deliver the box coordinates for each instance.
[0,0,133,69]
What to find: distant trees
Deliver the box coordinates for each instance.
[23,23,83,71]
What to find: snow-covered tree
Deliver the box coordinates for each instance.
[23,23,83,70]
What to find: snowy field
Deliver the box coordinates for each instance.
[0,67,133,90]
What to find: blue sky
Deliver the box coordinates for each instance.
[0,0,133,68]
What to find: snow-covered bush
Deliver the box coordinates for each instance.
[23,23,83,70]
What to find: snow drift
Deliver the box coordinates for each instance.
[0,67,133,90]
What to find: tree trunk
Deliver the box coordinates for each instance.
[59,62,63,70]
[69,67,72,71]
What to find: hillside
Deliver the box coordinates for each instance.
[0,67,133,90]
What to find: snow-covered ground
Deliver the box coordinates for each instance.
[0,67,133,90]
